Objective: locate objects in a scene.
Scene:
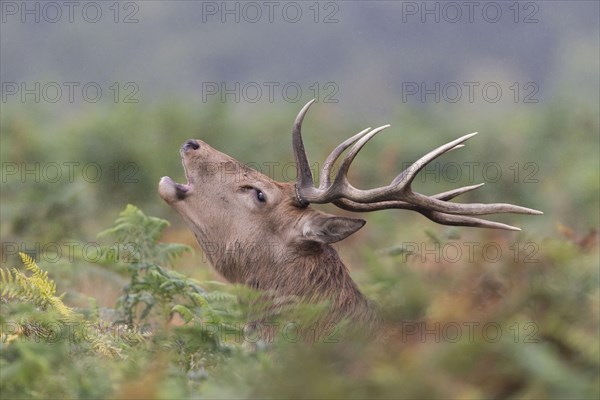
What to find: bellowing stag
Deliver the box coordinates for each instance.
[158,100,541,340]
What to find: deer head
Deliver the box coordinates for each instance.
[158,100,542,329]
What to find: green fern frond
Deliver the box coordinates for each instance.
[0,253,76,321]
[171,304,194,323]
[0,267,14,292]
[1,253,145,359]
[203,291,238,302]
[20,252,57,297]
[97,204,192,266]
[90,336,123,359]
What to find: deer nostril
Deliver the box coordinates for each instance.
[183,140,200,151]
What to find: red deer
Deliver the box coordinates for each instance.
[158,100,542,340]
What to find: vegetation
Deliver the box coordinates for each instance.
[0,94,598,398]
[1,199,598,398]
[2,2,598,397]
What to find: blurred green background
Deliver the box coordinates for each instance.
[1,1,598,399]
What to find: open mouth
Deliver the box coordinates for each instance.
[159,176,190,201]
[159,158,193,202]
[158,140,201,203]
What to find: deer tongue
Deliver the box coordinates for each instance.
[158,176,190,202]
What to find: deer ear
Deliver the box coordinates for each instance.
[301,213,366,244]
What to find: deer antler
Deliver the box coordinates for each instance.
[292,99,543,231]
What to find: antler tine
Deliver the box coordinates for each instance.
[401,190,543,216]
[391,132,477,186]
[299,124,391,203]
[391,143,466,185]
[333,183,486,212]
[292,99,316,193]
[320,127,372,188]
[422,211,522,231]
[431,183,486,201]
[335,125,391,186]
[333,196,522,231]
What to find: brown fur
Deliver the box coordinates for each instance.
[159,140,380,340]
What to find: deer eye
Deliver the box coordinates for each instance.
[255,189,266,203]
[240,185,267,204]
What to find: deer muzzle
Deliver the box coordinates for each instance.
[158,139,202,203]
